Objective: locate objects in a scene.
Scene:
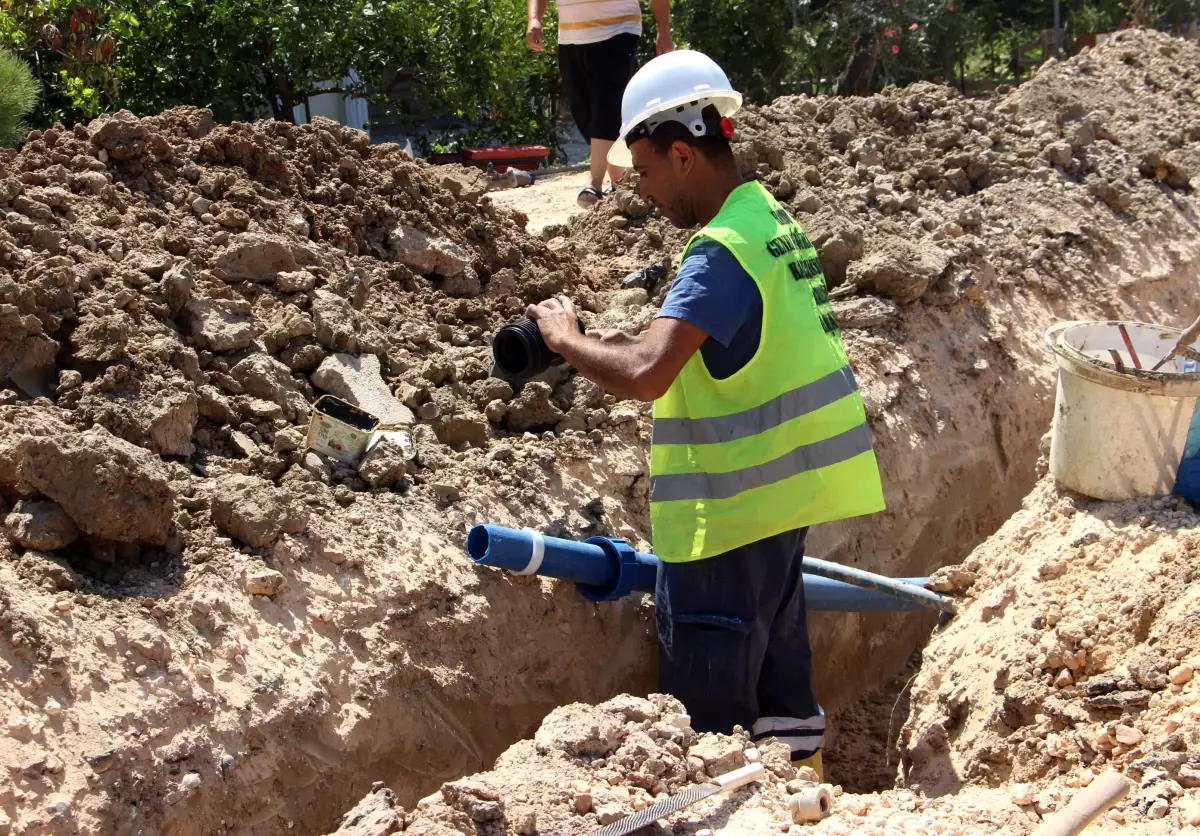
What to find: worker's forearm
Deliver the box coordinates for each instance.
[529,0,547,21]
[651,0,670,31]
[555,332,653,401]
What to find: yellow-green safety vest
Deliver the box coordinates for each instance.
[650,180,885,562]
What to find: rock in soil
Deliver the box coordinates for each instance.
[10,427,173,544]
[207,473,308,548]
[3,499,79,550]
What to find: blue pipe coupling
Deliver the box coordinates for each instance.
[466,524,953,613]
[465,524,657,602]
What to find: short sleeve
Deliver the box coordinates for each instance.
[656,237,760,348]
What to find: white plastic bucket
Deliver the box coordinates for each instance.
[1045,320,1200,502]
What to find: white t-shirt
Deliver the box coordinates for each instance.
[556,0,642,45]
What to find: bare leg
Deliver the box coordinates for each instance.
[590,138,625,190]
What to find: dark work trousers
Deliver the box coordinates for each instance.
[655,527,825,759]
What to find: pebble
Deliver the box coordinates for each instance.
[43,698,61,716]
[1010,783,1035,806]
[841,795,871,815]
[1146,797,1170,819]
[744,748,761,763]
[1169,664,1193,685]
[1114,724,1143,746]
[181,772,202,791]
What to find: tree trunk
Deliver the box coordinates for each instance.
[838,33,879,97]
[272,68,296,123]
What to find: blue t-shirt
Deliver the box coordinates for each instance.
[657,237,762,380]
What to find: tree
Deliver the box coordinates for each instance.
[379,0,561,153]
[110,0,403,123]
[0,1,130,125]
[673,0,803,101]
[0,48,40,147]
[2,0,564,153]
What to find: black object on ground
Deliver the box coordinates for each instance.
[492,317,584,381]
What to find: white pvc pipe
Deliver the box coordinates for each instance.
[789,785,833,823]
[1030,772,1132,836]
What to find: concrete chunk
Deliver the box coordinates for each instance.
[387,225,471,277]
[311,353,414,426]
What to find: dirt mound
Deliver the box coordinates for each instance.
[0,107,663,834]
[332,693,1038,836]
[901,475,1200,829]
[567,28,1200,303]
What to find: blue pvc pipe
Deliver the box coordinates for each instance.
[466,524,943,613]
[466,525,618,588]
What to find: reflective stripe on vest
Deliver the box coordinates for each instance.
[650,423,874,503]
[651,366,859,447]
[649,181,885,563]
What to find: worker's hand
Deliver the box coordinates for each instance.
[526,295,579,352]
[586,328,639,346]
[526,19,544,51]
[656,30,674,55]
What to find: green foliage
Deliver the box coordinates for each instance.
[0,48,40,147]
[388,0,562,155]
[672,0,803,101]
[2,0,1197,152]
[1128,0,1200,31]
[2,0,565,156]
[0,1,130,125]
[107,0,407,123]
[1074,3,1118,34]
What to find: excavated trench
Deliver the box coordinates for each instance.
[271,253,1194,834]
[2,30,1200,836]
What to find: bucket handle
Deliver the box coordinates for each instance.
[1044,320,1089,352]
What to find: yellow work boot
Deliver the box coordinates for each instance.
[791,751,824,782]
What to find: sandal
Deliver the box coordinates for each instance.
[577,185,603,209]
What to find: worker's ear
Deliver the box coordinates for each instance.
[670,139,695,175]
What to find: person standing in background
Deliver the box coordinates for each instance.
[527,0,673,208]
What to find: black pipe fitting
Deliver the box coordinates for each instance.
[492,317,584,381]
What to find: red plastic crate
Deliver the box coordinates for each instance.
[461,145,550,173]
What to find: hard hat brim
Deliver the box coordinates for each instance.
[608,91,743,168]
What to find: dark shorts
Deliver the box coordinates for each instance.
[557,33,638,144]
[655,528,825,759]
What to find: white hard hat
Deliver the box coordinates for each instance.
[608,49,743,168]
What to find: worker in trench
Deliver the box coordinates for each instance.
[525,50,886,781]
